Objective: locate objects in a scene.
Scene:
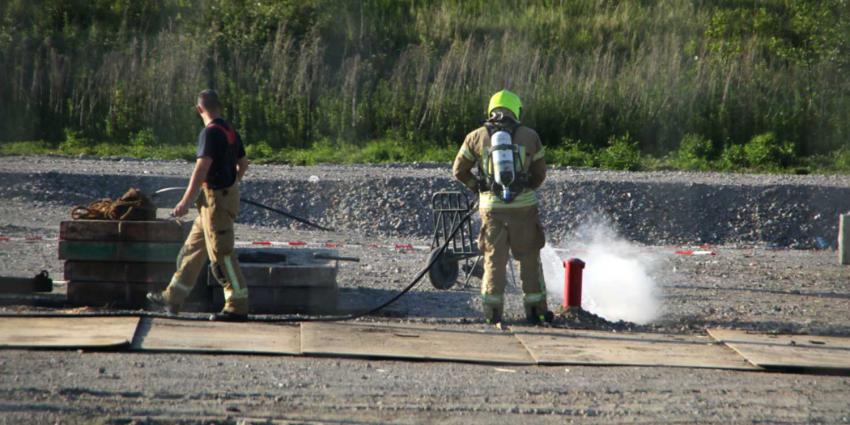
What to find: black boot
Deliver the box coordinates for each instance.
[484,305,503,327]
[209,311,248,322]
[526,307,554,325]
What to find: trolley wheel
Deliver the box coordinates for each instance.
[427,247,459,290]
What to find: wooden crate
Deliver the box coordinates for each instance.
[60,219,204,309]
[58,241,183,262]
[64,261,176,283]
[60,220,189,242]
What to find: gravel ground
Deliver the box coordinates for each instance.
[0,157,849,424]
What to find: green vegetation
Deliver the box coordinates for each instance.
[1,0,849,172]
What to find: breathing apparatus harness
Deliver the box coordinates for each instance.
[481,112,528,203]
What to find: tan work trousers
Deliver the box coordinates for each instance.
[164,183,249,314]
[478,205,547,322]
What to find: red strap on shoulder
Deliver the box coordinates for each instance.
[206,123,237,145]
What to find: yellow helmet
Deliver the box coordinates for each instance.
[487,90,522,120]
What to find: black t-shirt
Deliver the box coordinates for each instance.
[196,118,246,189]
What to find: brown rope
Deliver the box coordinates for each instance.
[70,188,156,221]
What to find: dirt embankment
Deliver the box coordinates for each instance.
[2,156,849,247]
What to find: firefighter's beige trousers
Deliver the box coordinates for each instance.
[163,184,249,314]
[478,205,548,322]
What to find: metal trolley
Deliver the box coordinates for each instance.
[427,191,483,289]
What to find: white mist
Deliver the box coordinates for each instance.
[541,222,662,324]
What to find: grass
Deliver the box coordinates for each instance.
[2,0,848,162]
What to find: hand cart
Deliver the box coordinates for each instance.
[427,191,483,289]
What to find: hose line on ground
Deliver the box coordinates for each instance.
[297,200,478,322]
[1,193,479,323]
[151,186,333,231]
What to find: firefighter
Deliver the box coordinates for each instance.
[452,89,552,326]
[147,89,250,321]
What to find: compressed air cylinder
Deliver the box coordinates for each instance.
[490,131,515,202]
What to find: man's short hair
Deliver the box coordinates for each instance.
[197,89,222,112]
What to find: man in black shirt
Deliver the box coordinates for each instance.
[148,89,250,321]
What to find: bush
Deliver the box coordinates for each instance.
[832,147,850,172]
[353,140,413,163]
[58,129,93,154]
[743,132,795,170]
[548,138,597,167]
[245,141,275,162]
[417,145,457,163]
[673,134,714,170]
[599,134,641,171]
[128,128,156,156]
[720,144,748,170]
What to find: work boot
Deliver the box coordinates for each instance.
[483,305,503,327]
[146,291,179,315]
[525,307,554,325]
[209,311,248,322]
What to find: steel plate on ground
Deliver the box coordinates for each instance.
[514,328,758,370]
[0,316,139,349]
[301,322,535,365]
[708,328,850,371]
[133,317,301,355]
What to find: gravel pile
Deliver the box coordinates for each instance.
[1,155,849,247]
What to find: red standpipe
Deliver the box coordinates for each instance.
[563,258,585,308]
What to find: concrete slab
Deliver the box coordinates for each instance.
[133,317,301,355]
[301,322,536,365]
[708,328,850,371]
[240,263,337,288]
[514,328,758,370]
[0,316,139,348]
[211,286,338,315]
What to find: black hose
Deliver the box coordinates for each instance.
[2,200,479,323]
[296,201,478,322]
[240,198,333,232]
[151,186,332,231]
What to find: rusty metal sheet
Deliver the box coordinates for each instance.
[301,322,535,365]
[708,328,850,371]
[514,328,758,370]
[133,317,301,355]
[0,316,139,348]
